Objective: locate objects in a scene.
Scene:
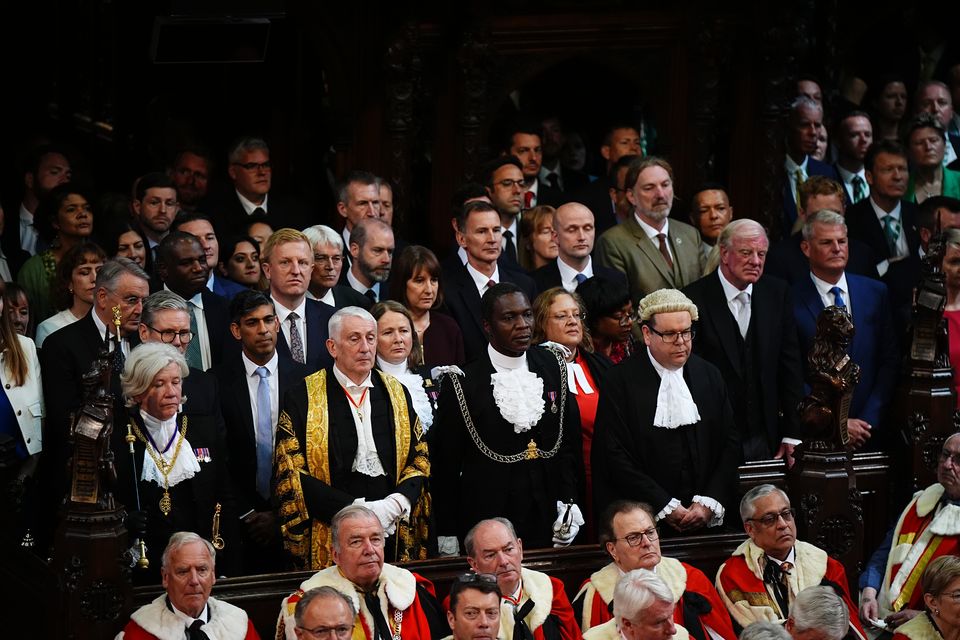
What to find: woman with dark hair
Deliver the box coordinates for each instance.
[870,76,908,142]
[3,284,32,338]
[371,300,436,433]
[96,214,148,270]
[0,279,44,542]
[577,276,637,364]
[390,245,465,367]
[17,184,95,322]
[519,204,558,271]
[532,287,610,540]
[217,235,262,288]
[35,242,106,347]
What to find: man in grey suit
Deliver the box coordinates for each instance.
[595,157,705,301]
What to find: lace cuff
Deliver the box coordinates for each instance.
[655,498,681,522]
[693,495,725,527]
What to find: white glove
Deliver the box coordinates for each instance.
[361,497,400,536]
[539,341,572,359]
[431,365,465,379]
[438,536,460,557]
[552,501,585,547]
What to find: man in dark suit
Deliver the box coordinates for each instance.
[571,124,642,235]
[483,156,528,268]
[592,288,741,536]
[132,172,179,262]
[334,170,381,280]
[540,115,591,197]
[433,283,583,553]
[1,142,71,258]
[303,223,373,309]
[442,200,537,362]
[683,220,804,463]
[201,136,309,235]
[156,231,231,371]
[212,290,309,573]
[793,210,898,451]
[261,228,335,371]
[765,176,880,284]
[844,139,920,334]
[503,121,563,209]
[532,202,626,292]
[783,97,839,229]
[344,218,394,304]
[171,211,246,300]
[833,111,874,207]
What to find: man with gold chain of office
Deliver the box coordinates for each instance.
[274,306,431,570]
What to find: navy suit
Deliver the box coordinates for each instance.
[273,297,335,372]
[782,157,839,228]
[211,273,248,300]
[792,272,898,432]
[531,258,627,292]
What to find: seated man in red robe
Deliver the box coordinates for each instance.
[277,505,447,639]
[464,517,583,640]
[715,485,865,640]
[583,568,690,640]
[574,500,735,639]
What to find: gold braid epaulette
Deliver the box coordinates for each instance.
[274,408,310,569]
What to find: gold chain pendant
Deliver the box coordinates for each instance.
[159,490,172,516]
[526,440,539,460]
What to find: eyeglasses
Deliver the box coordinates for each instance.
[647,326,696,343]
[233,161,272,171]
[144,324,193,344]
[747,508,796,528]
[295,625,352,639]
[939,451,960,467]
[607,310,639,327]
[550,311,584,323]
[616,527,659,546]
[494,178,527,190]
[456,572,498,585]
[942,591,960,602]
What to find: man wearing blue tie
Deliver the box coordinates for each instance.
[793,210,898,451]
[212,289,309,573]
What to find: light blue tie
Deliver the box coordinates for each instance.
[254,366,273,499]
[830,286,846,309]
[574,273,588,287]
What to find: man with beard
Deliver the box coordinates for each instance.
[3,143,71,257]
[433,283,583,553]
[169,145,212,212]
[345,218,394,304]
[133,173,180,262]
[596,157,704,302]
[274,310,432,568]
[262,228,334,370]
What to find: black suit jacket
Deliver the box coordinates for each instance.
[683,272,804,457]
[432,346,582,547]
[273,297,335,372]
[591,352,741,521]
[211,355,309,515]
[327,285,373,310]
[200,187,311,237]
[764,233,880,285]
[569,180,619,235]
[535,179,565,208]
[532,258,627,293]
[149,282,232,369]
[441,258,538,362]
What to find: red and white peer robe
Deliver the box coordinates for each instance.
[892,611,943,640]
[574,558,735,640]
[498,568,583,640]
[118,595,260,640]
[276,563,437,640]
[715,539,866,640]
[879,483,960,617]
[582,618,691,640]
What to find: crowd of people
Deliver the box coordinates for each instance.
[3,70,960,640]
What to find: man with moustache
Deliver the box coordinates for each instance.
[345,218,395,304]
[433,283,582,552]
[464,517,582,640]
[596,157,705,302]
[715,485,865,639]
[274,308,432,569]
[591,289,740,535]
[276,505,446,640]
[573,500,735,638]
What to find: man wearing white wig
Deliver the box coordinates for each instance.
[583,568,690,640]
[591,289,741,536]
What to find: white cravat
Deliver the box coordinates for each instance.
[566,362,594,395]
[646,348,701,429]
[138,410,200,487]
[332,366,385,478]
[488,345,545,433]
[376,357,434,432]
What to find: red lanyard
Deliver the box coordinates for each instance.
[342,385,369,421]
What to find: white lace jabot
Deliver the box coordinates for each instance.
[488,345,545,433]
[376,357,434,432]
[646,349,700,429]
[139,410,200,487]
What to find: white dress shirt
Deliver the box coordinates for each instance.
[91,309,132,357]
[346,268,380,301]
[556,256,594,292]
[242,350,280,440]
[466,262,500,296]
[331,365,385,477]
[502,215,520,255]
[18,203,39,255]
[237,190,268,215]
[0,247,11,282]
[717,269,753,332]
[811,271,852,319]
[836,164,870,203]
[273,296,309,359]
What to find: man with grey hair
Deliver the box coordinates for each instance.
[275,306,431,569]
[592,288,740,535]
[335,170,381,251]
[584,568,687,640]
[464,517,581,640]
[683,218,804,463]
[302,224,370,309]
[785,586,849,640]
[41,257,150,467]
[345,217,395,304]
[740,622,792,640]
[117,531,258,639]
[715,485,865,640]
[205,135,308,235]
[783,96,839,229]
[915,80,959,166]
[792,209,897,450]
[276,504,445,640]
[292,586,356,640]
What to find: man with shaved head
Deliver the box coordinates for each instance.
[532,202,626,292]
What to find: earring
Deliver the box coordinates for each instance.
[936,609,941,616]
[68,287,74,294]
